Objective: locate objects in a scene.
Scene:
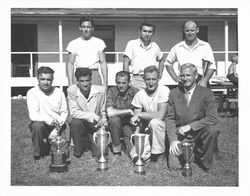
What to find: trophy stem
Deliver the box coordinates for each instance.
[134,156,145,175]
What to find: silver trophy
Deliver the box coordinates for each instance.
[93,120,111,171]
[180,142,195,177]
[130,133,146,175]
[202,59,212,78]
[49,125,69,172]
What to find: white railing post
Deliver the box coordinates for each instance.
[29,52,33,77]
[224,20,229,76]
[58,19,63,63]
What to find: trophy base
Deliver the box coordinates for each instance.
[134,165,145,175]
[50,164,68,173]
[97,162,108,171]
[181,168,192,177]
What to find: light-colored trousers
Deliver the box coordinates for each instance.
[130,119,166,161]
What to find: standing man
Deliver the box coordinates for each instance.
[66,16,108,88]
[27,66,68,160]
[67,68,106,158]
[130,66,170,168]
[166,63,219,173]
[123,22,164,90]
[164,20,216,87]
[106,71,139,161]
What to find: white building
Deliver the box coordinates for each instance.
[11,8,238,92]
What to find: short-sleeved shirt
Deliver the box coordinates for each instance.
[165,38,216,75]
[124,38,163,74]
[106,86,139,110]
[66,36,106,69]
[131,85,170,112]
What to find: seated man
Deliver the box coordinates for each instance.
[106,71,139,160]
[227,54,238,85]
[27,66,68,160]
[130,65,170,168]
[67,68,106,158]
[166,63,219,173]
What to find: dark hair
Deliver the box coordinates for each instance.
[37,66,54,78]
[143,65,159,77]
[115,71,131,82]
[75,68,92,80]
[79,16,94,27]
[139,22,156,33]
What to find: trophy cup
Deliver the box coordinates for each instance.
[202,59,212,78]
[49,125,69,172]
[130,133,146,175]
[93,117,111,171]
[180,142,195,177]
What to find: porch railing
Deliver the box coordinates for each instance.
[11,51,238,78]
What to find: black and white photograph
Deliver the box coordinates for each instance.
[2,0,249,195]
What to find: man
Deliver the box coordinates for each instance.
[27,66,68,160]
[166,63,219,173]
[67,68,106,158]
[227,54,238,84]
[66,16,108,87]
[106,71,138,160]
[123,22,164,90]
[164,20,216,87]
[130,65,170,168]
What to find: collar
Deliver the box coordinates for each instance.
[76,85,102,101]
[179,38,205,50]
[184,84,196,97]
[138,38,152,50]
[115,86,134,97]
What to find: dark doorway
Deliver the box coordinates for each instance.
[11,24,38,77]
[93,25,115,63]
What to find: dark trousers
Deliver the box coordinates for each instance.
[29,121,53,157]
[108,116,135,154]
[70,118,100,157]
[168,126,219,170]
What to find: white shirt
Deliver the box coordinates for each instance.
[185,84,196,105]
[131,85,170,112]
[66,36,106,69]
[26,86,68,125]
[165,38,216,75]
[124,38,163,74]
[67,84,105,122]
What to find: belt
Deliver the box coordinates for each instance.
[132,73,144,76]
[76,67,98,71]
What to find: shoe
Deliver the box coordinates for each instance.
[73,154,81,158]
[112,152,121,163]
[33,156,40,161]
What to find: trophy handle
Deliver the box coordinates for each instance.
[107,132,111,144]
[93,132,98,146]
[130,134,135,145]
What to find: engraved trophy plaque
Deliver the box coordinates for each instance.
[130,133,146,175]
[49,125,69,172]
[181,142,195,177]
[93,122,111,171]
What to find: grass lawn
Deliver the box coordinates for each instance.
[11,99,238,186]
